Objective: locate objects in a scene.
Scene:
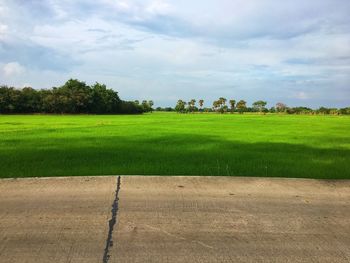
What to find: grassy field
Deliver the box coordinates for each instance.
[0,113,349,179]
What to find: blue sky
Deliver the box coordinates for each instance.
[0,0,349,108]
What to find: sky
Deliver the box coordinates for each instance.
[0,0,349,108]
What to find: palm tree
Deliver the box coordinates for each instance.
[216,98,227,113]
[236,100,247,114]
[188,99,196,113]
[229,100,236,113]
[148,100,154,112]
[212,100,220,112]
[219,97,227,106]
[175,100,186,113]
[199,99,204,112]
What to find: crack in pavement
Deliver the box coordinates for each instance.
[103,176,121,263]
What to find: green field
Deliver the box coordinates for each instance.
[0,113,349,179]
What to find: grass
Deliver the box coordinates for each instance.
[0,112,349,179]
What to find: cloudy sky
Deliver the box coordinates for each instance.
[0,0,349,108]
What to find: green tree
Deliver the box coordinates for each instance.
[119,101,144,114]
[317,107,331,115]
[18,87,41,113]
[252,100,267,113]
[141,100,152,112]
[148,100,154,112]
[199,99,204,112]
[90,82,120,113]
[187,99,196,113]
[276,102,287,113]
[175,100,186,113]
[219,97,227,107]
[0,86,21,113]
[212,100,219,112]
[216,97,227,113]
[229,99,236,113]
[236,100,247,114]
[0,80,143,114]
[339,107,350,115]
[57,79,91,113]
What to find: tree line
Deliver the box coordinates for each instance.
[0,79,154,114]
[173,98,350,115]
[2,82,349,115]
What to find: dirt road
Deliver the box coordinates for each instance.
[0,176,349,262]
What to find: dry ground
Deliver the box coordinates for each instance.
[0,176,349,262]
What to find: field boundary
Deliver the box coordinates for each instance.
[2,175,350,182]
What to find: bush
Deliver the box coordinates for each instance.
[118,101,144,114]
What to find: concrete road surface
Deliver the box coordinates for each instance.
[0,176,349,262]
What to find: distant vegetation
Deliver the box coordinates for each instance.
[1,81,349,115]
[173,98,350,115]
[0,79,154,114]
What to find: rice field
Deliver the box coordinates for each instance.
[1,113,349,179]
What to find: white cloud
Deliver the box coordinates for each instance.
[116,1,131,11]
[47,0,68,19]
[2,62,25,77]
[0,23,8,39]
[0,3,4,14]
[146,0,172,15]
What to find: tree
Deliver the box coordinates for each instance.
[148,100,154,112]
[0,86,21,113]
[212,100,219,112]
[0,86,25,113]
[90,82,121,113]
[229,99,236,113]
[317,107,331,115]
[0,80,145,114]
[119,101,144,114]
[219,97,227,106]
[269,107,276,113]
[212,98,227,113]
[141,100,152,112]
[218,98,228,113]
[276,102,287,113]
[58,79,92,113]
[199,99,204,112]
[41,87,66,113]
[339,107,350,115]
[0,86,10,113]
[236,100,247,114]
[252,100,267,113]
[188,99,196,113]
[175,100,186,113]
[18,87,41,113]
[329,108,339,115]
